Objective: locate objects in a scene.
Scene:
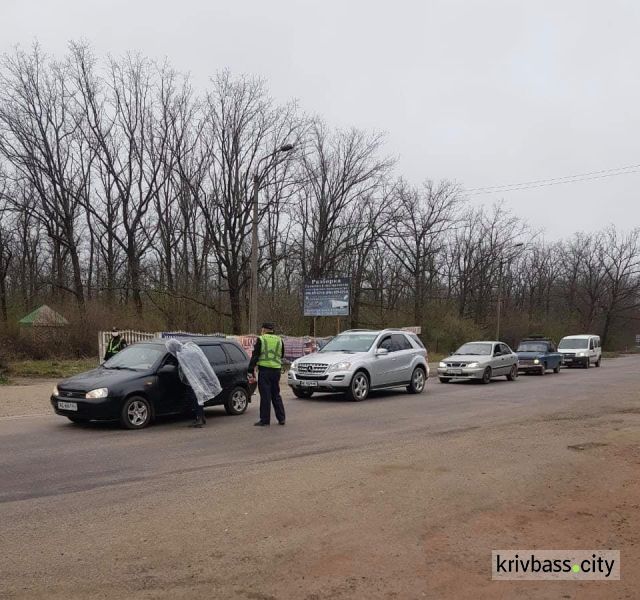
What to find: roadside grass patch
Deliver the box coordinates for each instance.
[8,358,97,379]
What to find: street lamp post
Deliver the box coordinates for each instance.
[496,242,524,341]
[249,144,294,334]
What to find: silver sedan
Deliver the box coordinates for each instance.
[437,341,519,384]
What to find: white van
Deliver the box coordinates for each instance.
[557,334,602,368]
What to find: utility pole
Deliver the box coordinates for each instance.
[495,242,524,341]
[249,144,295,334]
[249,173,260,335]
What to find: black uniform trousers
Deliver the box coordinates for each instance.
[258,366,285,424]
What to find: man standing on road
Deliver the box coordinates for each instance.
[249,322,286,427]
[104,328,127,362]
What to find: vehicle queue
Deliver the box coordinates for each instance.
[50,327,604,430]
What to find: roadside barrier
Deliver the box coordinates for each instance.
[98,330,332,362]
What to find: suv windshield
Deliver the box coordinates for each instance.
[320,333,378,353]
[558,338,589,349]
[103,345,164,370]
[454,342,493,356]
[517,342,549,352]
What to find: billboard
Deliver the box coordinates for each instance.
[303,277,350,317]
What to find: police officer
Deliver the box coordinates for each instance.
[248,322,285,426]
[104,328,127,361]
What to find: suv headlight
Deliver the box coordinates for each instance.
[438,361,446,368]
[52,385,59,396]
[467,362,479,368]
[86,388,108,399]
[327,362,351,372]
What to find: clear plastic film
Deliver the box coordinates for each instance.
[165,339,223,406]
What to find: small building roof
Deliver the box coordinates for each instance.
[18,305,69,327]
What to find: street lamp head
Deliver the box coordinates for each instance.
[278,143,295,152]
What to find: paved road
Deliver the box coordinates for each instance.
[1,358,638,503]
[1,356,639,599]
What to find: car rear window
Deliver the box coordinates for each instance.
[201,345,227,365]
[224,343,248,363]
[391,334,412,351]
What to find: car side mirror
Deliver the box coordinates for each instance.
[376,348,389,356]
[158,364,177,375]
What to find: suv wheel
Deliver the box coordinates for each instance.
[481,367,492,384]
[293,388,314,399]
[225,387,249,415]
[347,371,369,402]
[584,359,590,369]
[407,367,426,394]
[506,364,518,381]
[121,396,152,429]
[595,358,601,368]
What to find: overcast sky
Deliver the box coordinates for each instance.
[3,0,639,239]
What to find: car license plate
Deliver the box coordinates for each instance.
[448,369,462,375]
[58,401,78,411]
[300,381,318,387]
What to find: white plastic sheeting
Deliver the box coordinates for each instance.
[165,339,222,406]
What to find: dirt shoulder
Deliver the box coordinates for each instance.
[0,379,58,418]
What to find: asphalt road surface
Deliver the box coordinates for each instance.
[1,357,639,599]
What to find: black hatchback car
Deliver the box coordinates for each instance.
[51,337,256,429]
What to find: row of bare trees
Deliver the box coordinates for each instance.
[0,43,639,349]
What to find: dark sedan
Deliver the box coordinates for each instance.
[51,337,256,429]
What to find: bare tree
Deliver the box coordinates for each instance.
[0,45,92,312]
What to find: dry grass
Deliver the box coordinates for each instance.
[8,358,97,380]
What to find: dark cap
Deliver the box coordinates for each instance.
[261,322,275,331]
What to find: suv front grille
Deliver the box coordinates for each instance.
[445,362,469,368]
[297,363,328,375]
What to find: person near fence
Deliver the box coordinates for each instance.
[249,322,286,426]
[104,328,128,361]
[166,338,222,428]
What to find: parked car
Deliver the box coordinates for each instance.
[51,337,256,429]
[557,334,602,368]
[437,341,519,384]
[287,329,428,401]
[516,337,563,375]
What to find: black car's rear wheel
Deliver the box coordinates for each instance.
[121,396,152,429]
[407,367,426,394]
[293,388,314,399]
[225,387,249,415]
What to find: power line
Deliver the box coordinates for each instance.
[463,163,640,195]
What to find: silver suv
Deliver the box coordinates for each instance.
[287,329,429,401]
